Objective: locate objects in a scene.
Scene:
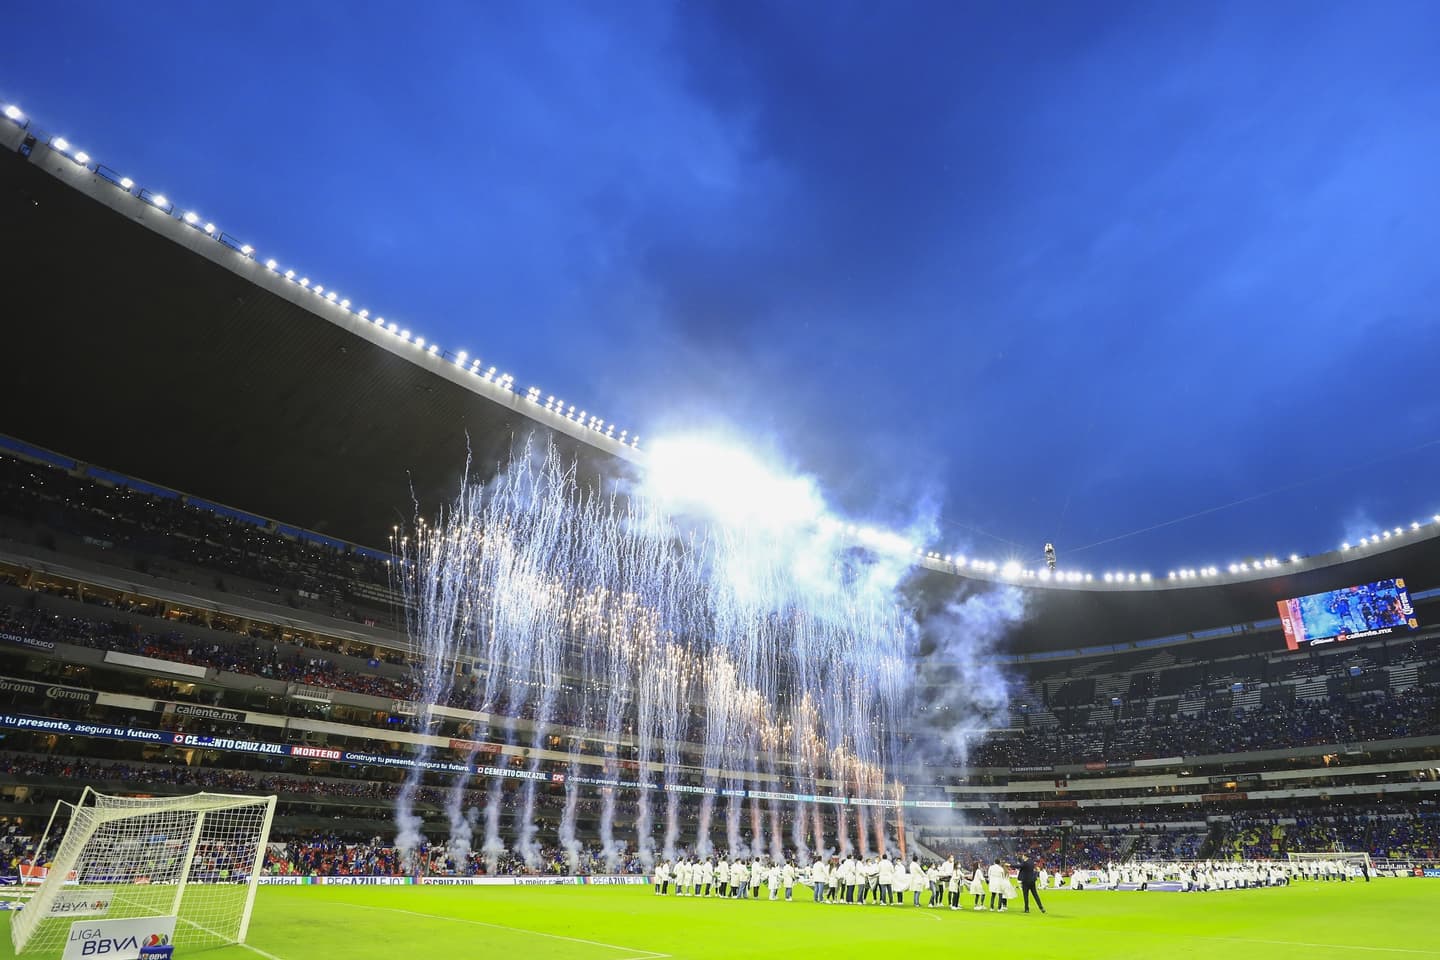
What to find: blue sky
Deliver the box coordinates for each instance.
[8,0,1440,573]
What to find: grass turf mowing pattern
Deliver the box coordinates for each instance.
[2,881,1436,960]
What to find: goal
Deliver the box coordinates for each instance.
[1287,851,1374,875]
[11,790,276,956]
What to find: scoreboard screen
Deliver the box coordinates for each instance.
[1276,577,1419,650]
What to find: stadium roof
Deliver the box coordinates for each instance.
[4,110,1440,653]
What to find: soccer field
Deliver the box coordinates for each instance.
[3,882,1436,960]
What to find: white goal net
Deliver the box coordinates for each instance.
[1286,851,1373,875]
[11,790,276,956]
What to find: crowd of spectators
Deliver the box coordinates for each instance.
[4,587,1436,771]
[0,603,412,702]
[1226,808,1440,861]
[968,684,1439,766]
[0,455,396,628]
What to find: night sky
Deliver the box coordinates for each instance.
[8,0,1440,575]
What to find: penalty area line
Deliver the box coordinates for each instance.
[235,944,289,960]
[1197,937,1440,956]
[337,902,671,958]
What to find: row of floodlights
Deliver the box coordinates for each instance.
[915,511,1440,588]
[1341,518,1440,553]
[1,102,640,452]
[7,100,1439,582]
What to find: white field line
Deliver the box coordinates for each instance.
[174,915,289,960]
[337,902,671,958]
[1197,937,1440,956]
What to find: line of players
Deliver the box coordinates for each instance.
[653,855,1047,912]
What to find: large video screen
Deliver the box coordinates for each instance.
[1277,577,1419,650]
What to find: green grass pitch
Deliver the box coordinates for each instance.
[3,881,1436,960]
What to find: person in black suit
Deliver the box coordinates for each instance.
[1017,857,1046,914]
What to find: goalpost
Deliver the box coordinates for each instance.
[1287,851,1374,875]
[11,790,277,957]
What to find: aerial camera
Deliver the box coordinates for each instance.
[1044,543,1057,570]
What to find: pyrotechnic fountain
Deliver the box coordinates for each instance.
[393,436,985,870]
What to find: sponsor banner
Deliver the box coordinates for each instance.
[47,889,114,919]
[913,800,957,809]
[1201,792,1248,802]
[311,877,414,886]
[63,915,176,960]
[1038,800,1079,809]
[0,714,171,745]
[289,746,342,761]
[417,875,653,892]
[1421,868,1440,878]
[171,734,284,756]
[0,678,38,698]
[747,790,815,803]
[812,795,847,805]
[167,703,245,725]
[256,876,312,885]
[0,677,95,706]
[0,632,56,653]
[848,796,891,807]
[1009,765,1054,774]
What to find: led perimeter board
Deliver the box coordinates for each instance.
[1277,577,1419,650]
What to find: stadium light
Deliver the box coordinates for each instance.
[203,222,215,234]
[265,259,277,270]
[284,269,295,279]
[2,105,22,122]
[119,177,134,190]
[314,285,324,295]
[240,244,254,256]
[53,136,70,152]
[1290,554,1300,562]
[325,291,337,302]
[298,278,309,287]
[1140,572,1151,582]
[399,330,410,341]
[414,338,425,348]
[1342,542,1351,551]
[428,344,438,355]
[358,309,369,318]
[183,211,199,225]
[74,151,90,165]
[149,193,169,209]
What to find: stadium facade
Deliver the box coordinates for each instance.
[0,108,1436,877]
